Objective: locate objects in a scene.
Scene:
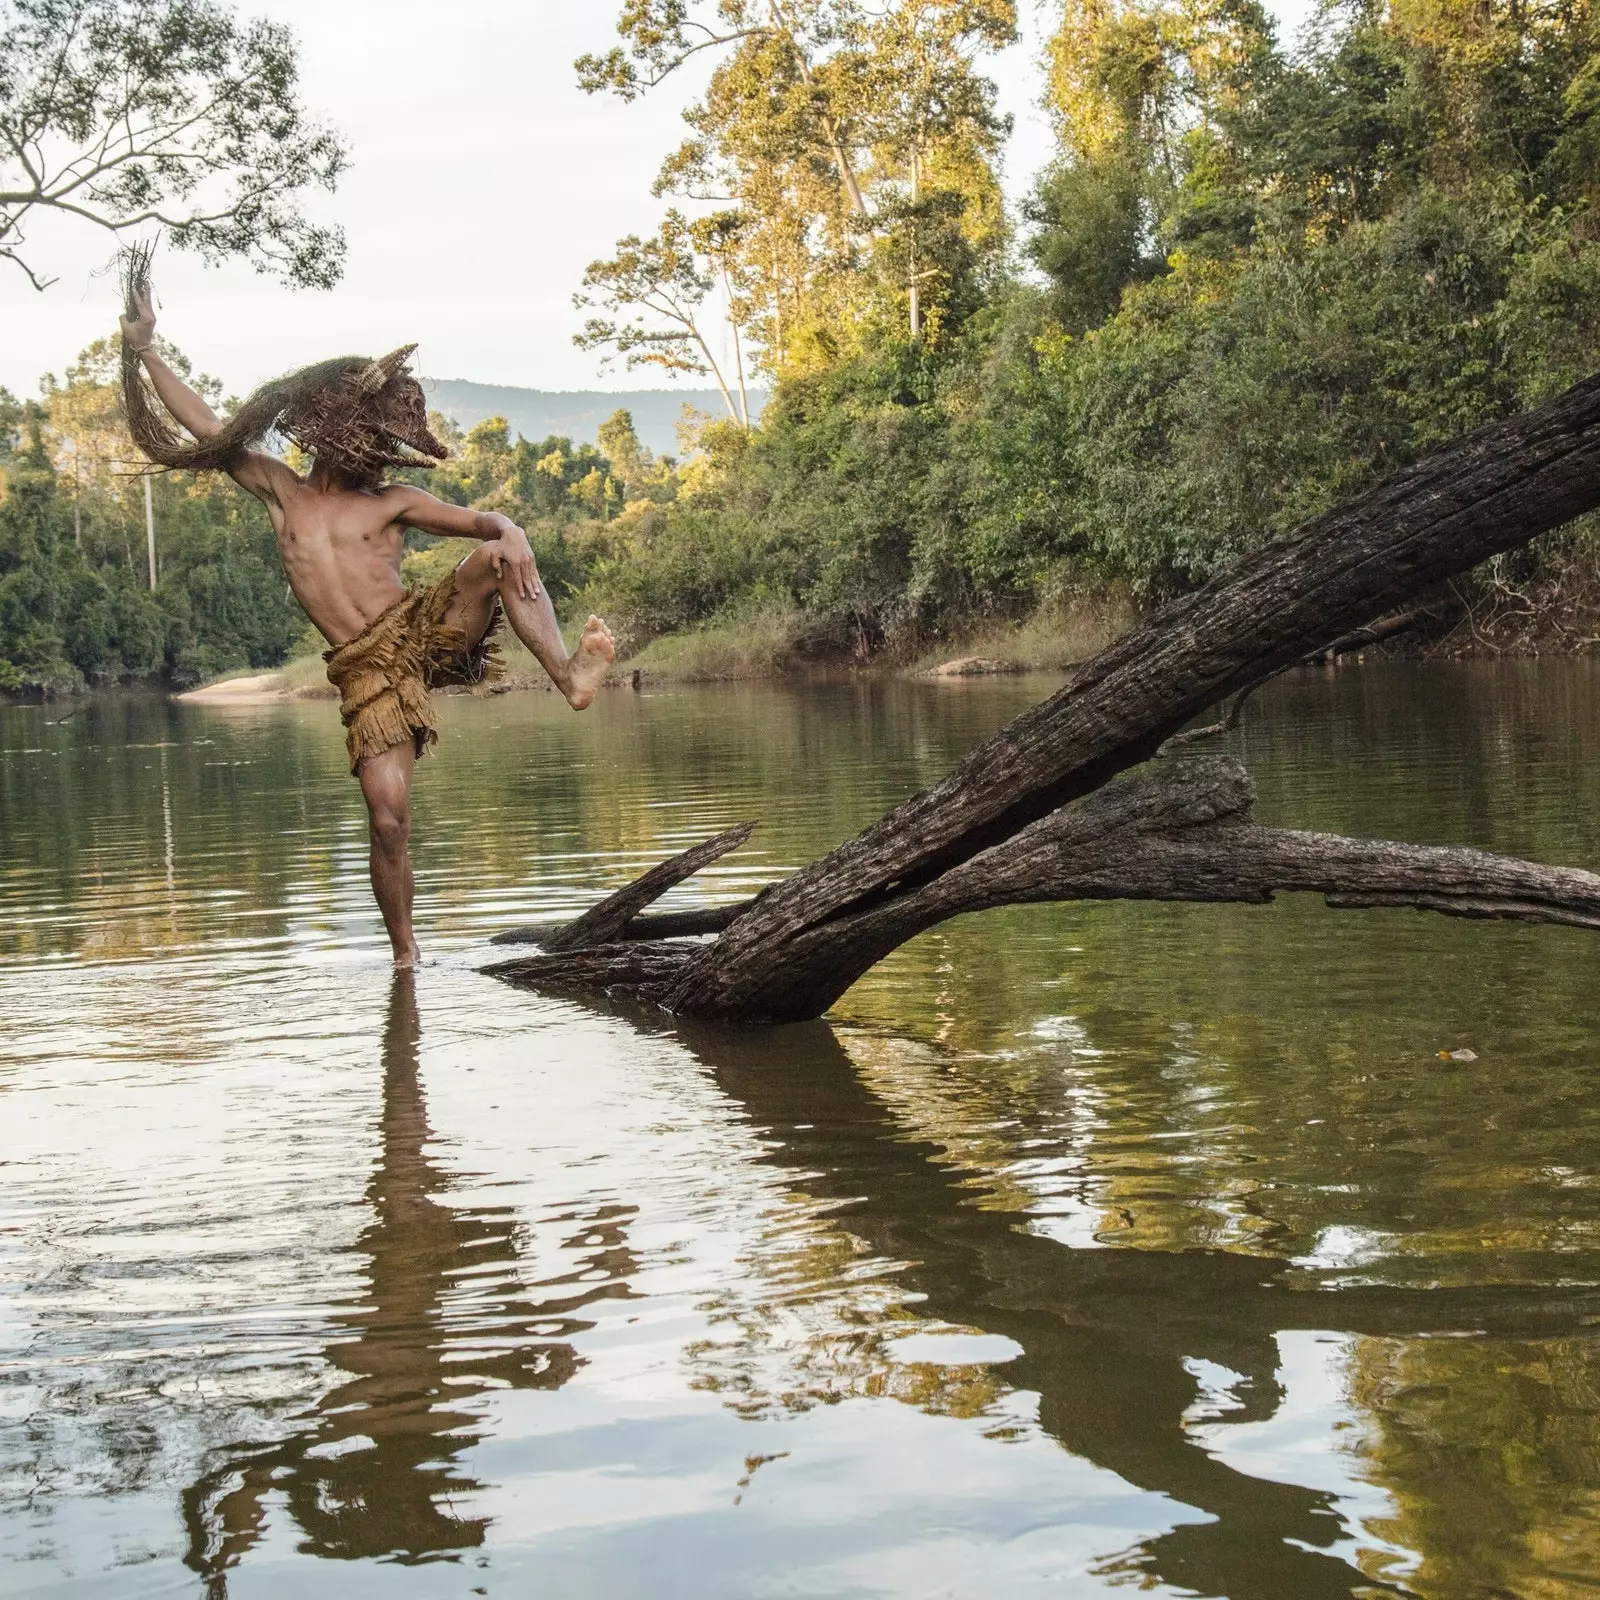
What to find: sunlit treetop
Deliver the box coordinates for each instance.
[580,0,1016,372]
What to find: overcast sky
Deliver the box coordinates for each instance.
[0,0,1316,401]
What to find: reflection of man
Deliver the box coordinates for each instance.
[182,974,634,1592]
[120,279,615,966]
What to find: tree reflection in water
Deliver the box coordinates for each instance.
[175,989,1600,1598]
[181,973,638,1594]
[676,1017,1600,1600]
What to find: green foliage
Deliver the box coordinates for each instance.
[0,351,307,691]
[580,0,1016,372]
[1025,156,1154,330]
[0,388,21,460]
[582,339,967,646]
[416,413,634,602]
[0,436,304,690]
[0,0,347,291]
[577,0,1600,652]
[0,365,652,694]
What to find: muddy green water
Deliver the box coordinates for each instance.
[7,666,1600,1598]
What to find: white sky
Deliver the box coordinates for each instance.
[0,0,1316,402]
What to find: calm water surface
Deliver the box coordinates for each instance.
[7,665,1600,1598]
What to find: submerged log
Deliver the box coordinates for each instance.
[485,759,1600,1009]
[491,821,756,951]
[485,371,1600,1021]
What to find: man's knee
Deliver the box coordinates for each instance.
[369,803,410,854]
[456,545,504,602]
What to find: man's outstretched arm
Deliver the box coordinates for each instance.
[120,283,223,439]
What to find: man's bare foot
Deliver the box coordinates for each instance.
[562,615,616,710]
[393,941,421,970]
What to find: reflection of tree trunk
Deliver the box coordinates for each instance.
[181,974,636,1594]
[485,372,1600,1022]
[673,1016,1600,1599]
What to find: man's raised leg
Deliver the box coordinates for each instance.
[358,741,420,967]
[446,546,615,709]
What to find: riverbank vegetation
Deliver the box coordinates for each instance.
[9,0,1600,693]
[0,343,308,692]
[564,0,1600,663]
[0,368,653,692]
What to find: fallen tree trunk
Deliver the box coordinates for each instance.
[485,759,1600,1010]
[486,372,1600,1021]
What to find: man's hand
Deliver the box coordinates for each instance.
[488,521,541,603]
[120,280,156,352]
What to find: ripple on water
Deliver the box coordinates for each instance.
[7,669,1600,1598]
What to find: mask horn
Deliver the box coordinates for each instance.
[356,343,418,394]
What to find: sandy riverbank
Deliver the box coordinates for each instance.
[175,672,293,704]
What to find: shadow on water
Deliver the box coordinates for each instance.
[662,1013,1600,1600]
[181,974,639,1594]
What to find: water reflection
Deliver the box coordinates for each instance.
[11,669,1600,1597]
[673,1015,1600,1599]
[181,974,636,1591]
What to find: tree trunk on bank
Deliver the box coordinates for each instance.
[487,371,1600,1023]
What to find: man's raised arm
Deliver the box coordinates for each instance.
[120,283,223,441]
[119,281,287,506]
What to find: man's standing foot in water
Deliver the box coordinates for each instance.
[119,278,616,968]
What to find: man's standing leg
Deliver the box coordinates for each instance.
[358,741,420,967]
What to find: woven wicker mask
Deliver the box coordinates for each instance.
[281,345,447,478]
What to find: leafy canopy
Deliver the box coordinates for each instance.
[0,0,347,289]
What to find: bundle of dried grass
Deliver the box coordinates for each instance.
[119,243,446,490]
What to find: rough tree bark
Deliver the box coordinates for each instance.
[486,371,1600,1022]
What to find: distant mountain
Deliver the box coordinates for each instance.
[422,380,768,459]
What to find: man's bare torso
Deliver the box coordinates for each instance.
[245,461,415,648]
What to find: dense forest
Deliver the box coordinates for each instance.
[569,0,1600,661]
[7,0,1600,691]
[0,357,659,690]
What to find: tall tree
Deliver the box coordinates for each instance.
[574,210,749,423]
[579,0,1015,368]
[0,0,347,290]
[851,0,1013,339]
[597,408,651,496]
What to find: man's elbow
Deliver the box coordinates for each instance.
[169,407,222,442]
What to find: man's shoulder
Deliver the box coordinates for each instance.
[226,449,303,509]
[374,481,432,513]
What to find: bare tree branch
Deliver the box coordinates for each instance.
[0,0,347,289]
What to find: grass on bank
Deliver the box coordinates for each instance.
[905,594,1137,675]
[614,594,1139,684]
[278,650,338,696]
[623,608,809,681]
[185,588,1141,698]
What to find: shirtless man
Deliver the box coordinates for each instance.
[119,281,616,968]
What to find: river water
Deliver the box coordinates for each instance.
[6,665,1600,1598]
